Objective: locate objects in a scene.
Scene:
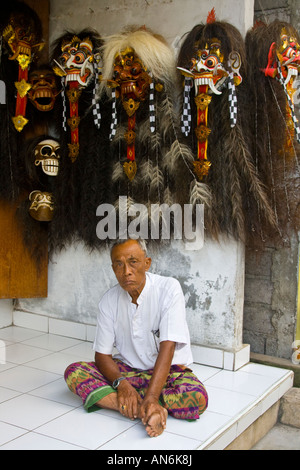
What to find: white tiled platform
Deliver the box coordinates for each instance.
[0,326,294,450]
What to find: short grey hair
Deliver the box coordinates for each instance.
[110,238,148,257]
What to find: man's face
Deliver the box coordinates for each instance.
[111,240,151,299]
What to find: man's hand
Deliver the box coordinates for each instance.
[139,395,167,429]
[117,380,143,420]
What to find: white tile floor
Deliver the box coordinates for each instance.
[0,326,294,450]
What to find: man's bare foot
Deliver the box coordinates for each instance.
[145,408,168,437]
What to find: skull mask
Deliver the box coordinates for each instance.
[34,139,60,176]
[28,68,58,111]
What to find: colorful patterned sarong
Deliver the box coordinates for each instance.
[64,359,208,420]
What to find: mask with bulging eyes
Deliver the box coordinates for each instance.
[29,190,54,222]
[178,38,242,96]
[54,36,95,88]
[34,139,60,176]
[277,28,300,88]
[109,48,152,102]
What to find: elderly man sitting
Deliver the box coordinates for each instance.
[65,238,208,437]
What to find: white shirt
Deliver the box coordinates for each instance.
[93,272,193,370]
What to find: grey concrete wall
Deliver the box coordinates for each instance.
[244,235,299,359]
[49,0,254,48]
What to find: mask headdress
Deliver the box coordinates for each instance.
[245,20,300,242]
[99,28,166,180]
[49,29,113,252]
[262,25,300,148]
[177,9,242,180]
[102,32,159,181]
[52,30,102,162]
[177,15,275,241]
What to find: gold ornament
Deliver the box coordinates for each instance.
[123,98,140,117]
[12,115,28,132]
[67,116,81,131]
[123,160,137,181]
[124,129,136,145]
[195,124,211,142]
[15,79,31,98]
[68,143,80,162]
[17,54,31,71]
[195,93,212,110]
[66,88,82,103]
[193,160,211,180]
[155,83,163,92]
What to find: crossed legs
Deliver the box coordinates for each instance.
[64,360,208,437]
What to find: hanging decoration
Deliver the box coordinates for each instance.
[107,46,152,181]
[52,32,101,162]
[50,29,113,251]
[263,27,300,150]
[177,11,275,241]
[177,8,242,180]
[245,20,300,243]
[2,8,44,132]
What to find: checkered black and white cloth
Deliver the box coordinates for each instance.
[228,73,238,128]
[92,63,101,129]
[149,80,155,133]
[109,88,118,141]
[181,77,192,136]
[277,60,300,144]
[61,78,67,132]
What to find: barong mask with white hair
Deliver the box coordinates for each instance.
[107,47,153,181]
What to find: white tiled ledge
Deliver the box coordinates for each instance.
[192,343,250,371]
[12,309,250,371]
[198,368,294,450]
[12,310,96,343]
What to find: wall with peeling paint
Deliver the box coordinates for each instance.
[16,0,254,356]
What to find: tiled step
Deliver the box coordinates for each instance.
[198,365,293,450]
[224,387,300,450]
